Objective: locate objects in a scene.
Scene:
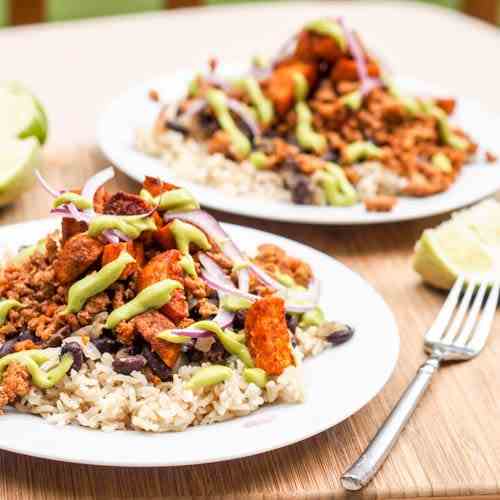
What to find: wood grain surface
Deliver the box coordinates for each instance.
[0,147,499,499]
[0,2,499,498]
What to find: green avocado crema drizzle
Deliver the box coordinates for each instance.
[421,100,468,150]
[0,299,22,326]
[292,72,309,103]
[191,320,254,367]
[64,252,136,314]
[106,279,182,329]
[185,365,234,390]
[316,164,357,206]
[0,350,73,389]
[340,90,362,111]
[299,306,326,328]
[432,152,453,173]
[344,141,382,164]
[180,254,197,278]
[296,102,327,155]
[237,77,274,126]
[170,219,211,255]
[206,89,251,159]
[220,295,253,312]
[139,188,199,212]
[243,368,268,388]
[304,18,347,52]
[249,151,270,170]
[53,192,92,210]
[88,214,157,240]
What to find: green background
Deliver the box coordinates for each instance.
[0,0,488,26]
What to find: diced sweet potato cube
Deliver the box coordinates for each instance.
[134,311,180,368]
[54,233,103,285]
[101,240,144,278]
[435,98,456,115]
[143,176,179,197]
[154,222,175,250]
[295,30,343,63]
[93,186,111,214]
[61,218,87,243]
[245,296,293,376]
[137,250,188,324]
[265,60,318,115]
[330,57,380,82]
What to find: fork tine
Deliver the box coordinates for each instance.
[454,280,488,347]
[425,275,465,344]
[467,281,500,353]
[441,279,476,344]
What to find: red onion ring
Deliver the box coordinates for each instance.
[179,98,207,122]
[339,18,380,96]
[226,98,260,138]
[35,170,62,198]
[81,167,114,203]
[50,203,92,223]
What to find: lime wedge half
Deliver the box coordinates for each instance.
[0,83,48,144]
[413,201,500,289]
[0,137,40,206]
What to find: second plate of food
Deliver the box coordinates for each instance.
[97,19,500,224]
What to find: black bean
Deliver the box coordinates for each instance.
[320,323,355,346]
[322,150,340,163]
[292,178,315,205]
[130,335,146,355]
[286,314,299,334]
[112,355,147,375]
[184,340,228,365]
[233,311,246,331]
[0,338,17,358]
[197,110,219,136]
[92,336,121,354]
[142,346,173,381]
[165,120,189,135]
[60,342,84,371]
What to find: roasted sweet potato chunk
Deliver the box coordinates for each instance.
[101,240,144,278]
[93,186,111,214]
[330,57,380,82]
[61,218,87,243]
[134,311,180,368]
[54,233,103,285]
[153,222,175,250]
[245,296,293,376]
[104,191,151,215]
[143,176,178,197]
[137,250,188,324]
[265,60,318,115]
[295,30,343,63]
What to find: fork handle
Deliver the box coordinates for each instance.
[341,354,441,491]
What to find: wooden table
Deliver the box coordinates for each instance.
[1,2,500,498]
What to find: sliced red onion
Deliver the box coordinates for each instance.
[248,263,286,292]
[50,203,92,223]
[205,74,231,91]
[81,167,114,202]
[180,98,207,122]
[164,210,249,292]
[198,253,233,288]
[35,170,62,198]
[100,229,131,244]
[250,64,272,81]
[227,98,260,138]
[339,18,380,96]
[167,328,213,339]
[202,271,257,303]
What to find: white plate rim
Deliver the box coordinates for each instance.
[0,218,399,467]
[97,65,500,225]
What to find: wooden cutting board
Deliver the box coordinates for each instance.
[0,146,499,499]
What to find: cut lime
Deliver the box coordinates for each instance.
[0,83,48,144]
[0,137,41,207]
[413,201,500,289]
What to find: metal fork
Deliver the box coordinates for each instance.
[341,275,500,490]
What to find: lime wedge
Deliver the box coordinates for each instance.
[413,201,500,289]
[0,83,48,144]
[0,137,40,206]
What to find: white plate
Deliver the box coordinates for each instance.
[0,218,398,467]
[97,65,500,225]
